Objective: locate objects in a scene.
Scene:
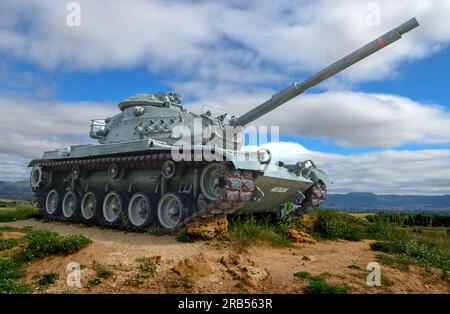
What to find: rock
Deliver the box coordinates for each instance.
[186,217,228,239]
[241,266,270,288]
[220,254,254,268]
[220,254,269,288]
[301,255,317,262]
[287,229,317,244]
[172,253,214,278]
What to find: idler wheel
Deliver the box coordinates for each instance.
[30,165,52,190]
[45,189,62,216]
[157,192,188,230]
[62,191,80,219]
[199,163,226,201]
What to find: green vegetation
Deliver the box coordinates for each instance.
[137,257,158,275]
[94,265,114,280]
[38,272,59,287]
[0,259,31,293]
[88,265,114,287]
[147,225,167,236]
[313,210,366,241]
[175,229,195,243]
[0,227,92,294]
[294,271,349,294]
[0,238,18,251]
[370,237,450,279]
[14,230,91,261]
[311,210,450,280]
[367,213,450,227]
[0,201,37,222]
[227,216,292,247]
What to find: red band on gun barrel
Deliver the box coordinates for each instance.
[377,37,386,48]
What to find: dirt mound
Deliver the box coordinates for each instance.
[186,218,228,239]
[288,230,317,244]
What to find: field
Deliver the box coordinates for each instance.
[0,200,449,294]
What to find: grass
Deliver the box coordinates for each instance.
[176,229,195,243]
[227,216,292,247]
[94,265,114,280]
[0,227,92,294]
[38,272,59,287]
[0,259,31,293]
[136,257,158,275]
[0,238,18,251]
[0,201,37,222]
[294,271,349,294]
[147,225,167,236]
[88,265,114,287]
[370,236,450,280]
[14,230,91,261]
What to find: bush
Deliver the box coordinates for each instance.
[313,211,365,241]
[370,237,450,279]
[59,235,91,254]
[0,259,31,294]
[14,230,91,261]
[228,216,292,247]
[0,238,18,251]
[303,277,350,294]
[94,265,113,280]
[137,257,158,275]
[38,272,59,287]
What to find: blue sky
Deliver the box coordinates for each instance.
[0,0,449,195]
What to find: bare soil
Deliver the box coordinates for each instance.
[1,219,449,294]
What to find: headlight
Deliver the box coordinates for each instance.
[257,149,271,164]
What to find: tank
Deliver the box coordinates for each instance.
[29,18,419,231]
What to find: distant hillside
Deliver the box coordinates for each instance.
[324,192,450,214]
[0,181,33,200]
[1,181,449,214]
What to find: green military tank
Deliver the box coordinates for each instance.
[29,18,419,231]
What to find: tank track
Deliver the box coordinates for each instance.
[31,153,256,232]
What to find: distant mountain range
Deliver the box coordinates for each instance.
[324,193,450,214]
[1,181,449,214]
[0,181,33,201]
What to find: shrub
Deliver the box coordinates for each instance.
[14,230,91,261]
[137,257,158,275]
[0,259,30,294]
[0,238,18,251]
[313,211,365,241]
[370,237,450,279]
[59,235,91,254]
[148,226,167,236]
[303,276,349,294]
[294,271,313,280]
[94,265,113,280]
[228,216,292,247]
[38,272,59,287]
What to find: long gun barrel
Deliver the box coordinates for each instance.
[235,17,419,126]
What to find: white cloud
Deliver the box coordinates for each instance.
[0,0,449,88]
[185,90,450,148]
[0,96,115,158]
[246,142,450,195]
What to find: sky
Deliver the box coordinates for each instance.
[0,0,449,195]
